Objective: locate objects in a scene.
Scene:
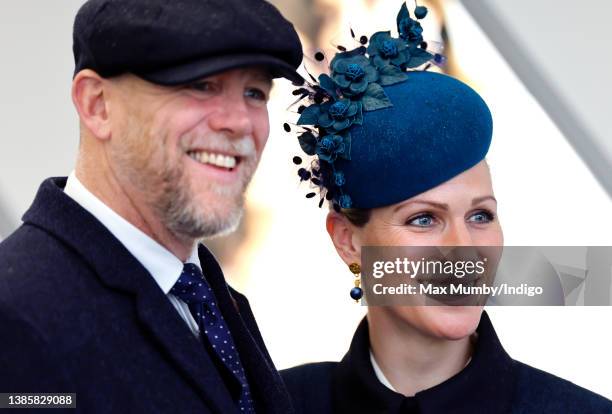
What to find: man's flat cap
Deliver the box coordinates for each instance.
[73,0,304,85]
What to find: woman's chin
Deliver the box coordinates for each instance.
[395,305,483,340]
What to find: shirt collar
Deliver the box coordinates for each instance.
[63,171,200,294]
[369,350,397,391]
[369,336,477,394]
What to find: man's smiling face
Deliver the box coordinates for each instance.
[106,67,272,239]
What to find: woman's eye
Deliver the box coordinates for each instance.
[245,87,268,102]
[407,213,436,227]
[468,210,495,223]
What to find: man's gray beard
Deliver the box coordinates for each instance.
[159,161,246,239]
[113,143,251,241]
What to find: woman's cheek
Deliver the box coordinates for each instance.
[477,223,503,246]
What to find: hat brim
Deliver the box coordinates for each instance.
[136,53,304,86]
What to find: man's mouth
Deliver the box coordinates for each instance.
[186,150,240,171]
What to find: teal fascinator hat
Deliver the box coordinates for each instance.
[289,2,493,210]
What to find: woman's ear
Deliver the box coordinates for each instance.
[326,211,362,266]
[71,69,112,141]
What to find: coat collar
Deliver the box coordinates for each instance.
[63,171,197,295]
[22,177,291,413]
[332,311,517,414]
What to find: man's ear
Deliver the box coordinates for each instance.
[326,211,362,267]
[71,69,112,141]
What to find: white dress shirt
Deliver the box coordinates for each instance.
[63,171,201,337]
[370,351,397,391]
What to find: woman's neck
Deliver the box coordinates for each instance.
[367,310,474,397]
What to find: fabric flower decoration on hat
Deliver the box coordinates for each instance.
[404,46,435,69]
[368,32,408,67]
[396,3,425,46]
[368,31,434,77]
[338,194,352,209]
[399,19,423,44]
[330,48,378,97]
[334,171,346,187]
[315,134,351,163]
[287,2,443,212]
[367,31,410,85]
[297,99,363,133]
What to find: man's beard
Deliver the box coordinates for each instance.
[157,154,246,239]
[112,125,258,240]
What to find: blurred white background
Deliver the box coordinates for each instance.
[0,0,610,399]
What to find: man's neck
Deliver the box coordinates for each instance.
[367,311,473,397]
[75,163,194,262]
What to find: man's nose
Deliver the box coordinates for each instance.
[207,93,254,138]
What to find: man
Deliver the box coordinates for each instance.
[0,0,302,412]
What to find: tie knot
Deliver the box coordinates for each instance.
[170,263,213,305]
[182,263,203,279]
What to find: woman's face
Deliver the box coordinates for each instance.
[339,160,503,340]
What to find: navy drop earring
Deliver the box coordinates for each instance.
[349,263,363,302]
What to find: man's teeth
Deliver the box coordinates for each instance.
[188,151,237,169]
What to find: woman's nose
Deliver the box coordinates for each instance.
[443,221,474,246]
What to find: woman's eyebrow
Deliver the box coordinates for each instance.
[393,200,449,213]
[392,195,497,213]
[471,195,497,206]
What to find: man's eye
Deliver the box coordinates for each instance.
[188,81,215,92]
[468,210,495,223]
[245,88,267,101]
[407,213,436,227]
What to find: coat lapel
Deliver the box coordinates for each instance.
[22,177,236,414]
[198,245,294,414]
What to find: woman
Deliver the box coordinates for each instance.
[280,3,611,413]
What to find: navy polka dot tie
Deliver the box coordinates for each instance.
[171,263,255,413]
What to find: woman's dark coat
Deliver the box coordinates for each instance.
[281,311,611,413]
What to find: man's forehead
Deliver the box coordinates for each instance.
[102,67,273,94]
